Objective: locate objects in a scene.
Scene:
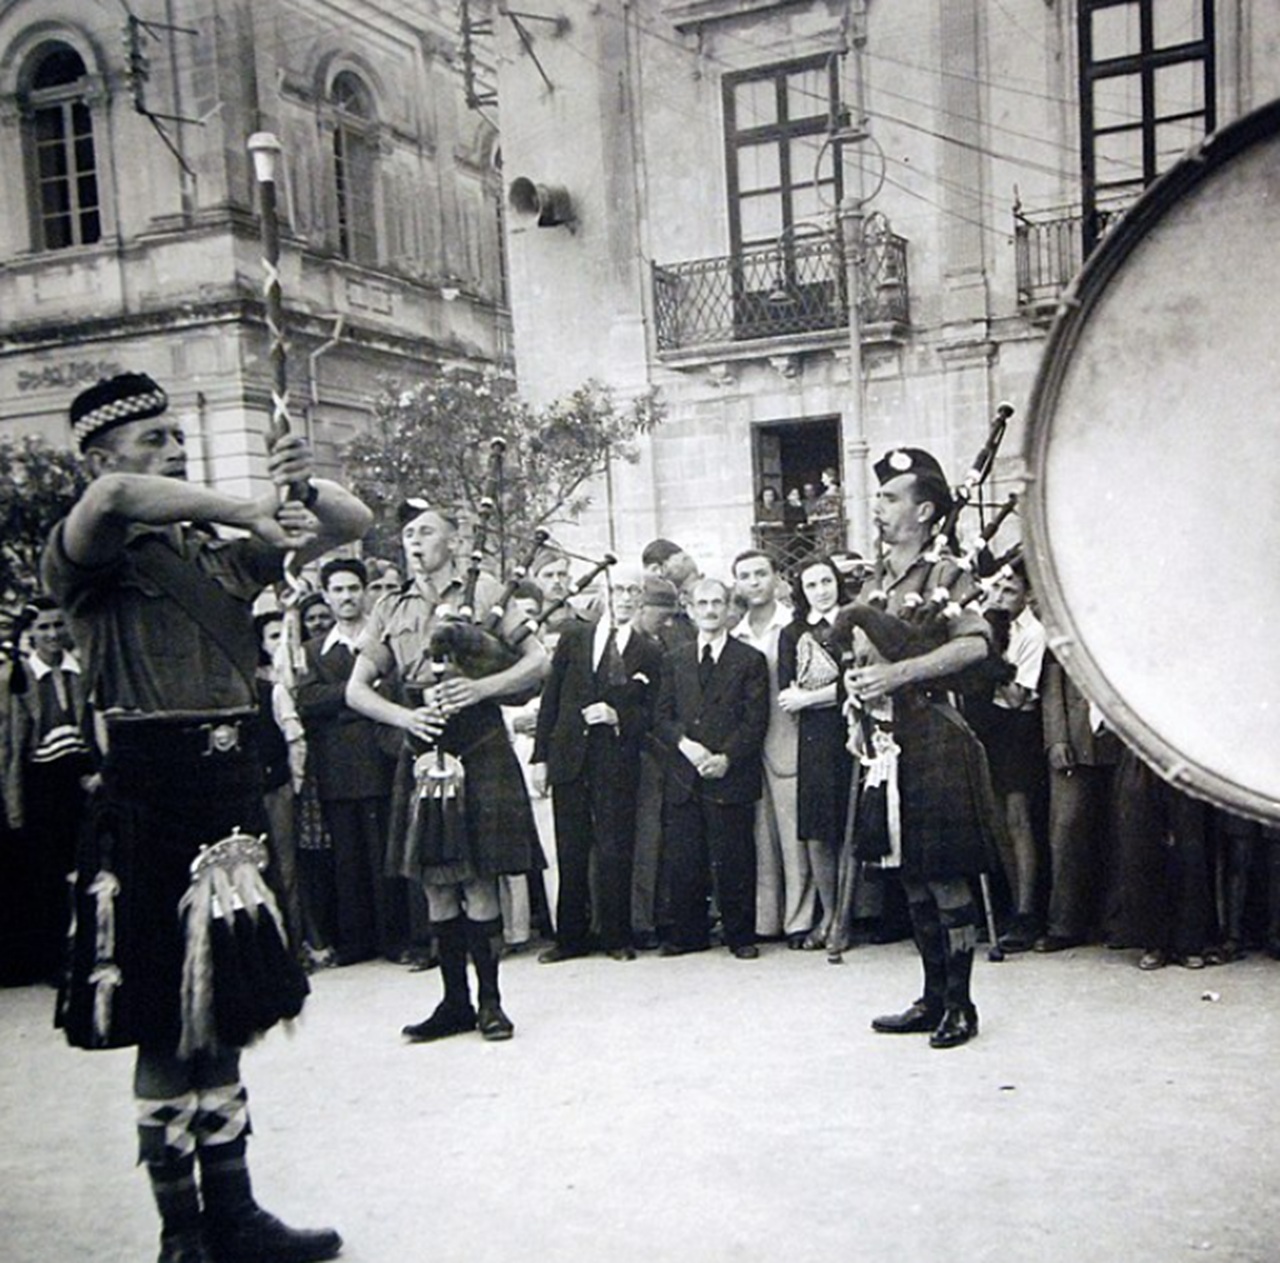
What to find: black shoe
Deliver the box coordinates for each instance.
[1033,934,1083,954]
[477,1002,515,1041]
[731,944,760,960]
[633,930,660,951]
[658,942,708,958]
[159,1228,213,1263]
[401,1001,477,1042]
[205,1206,342,1263]
[871,1000,942,1034]
[929,1005,979,1049]
[606,946,637,961]
[537,944,589,964]
[999,919,1038,953]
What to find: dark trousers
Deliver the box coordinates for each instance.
[1108,751,1213,956]
[321,796,394,961]
[1045,763,1114,940]
[552,752,638,952]
[662,796,756,950]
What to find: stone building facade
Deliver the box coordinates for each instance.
[494,0,1280,572]
[0,0,509,494]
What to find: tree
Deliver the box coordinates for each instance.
[344,366,663,567]
[0,434,88,612]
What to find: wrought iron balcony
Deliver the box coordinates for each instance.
[653,219,909,355]
[1014,202,1128,317]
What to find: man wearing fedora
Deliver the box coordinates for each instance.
[45,372,370,1263]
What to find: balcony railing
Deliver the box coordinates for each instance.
[653,220,909,354]
[1014,203,1128,316]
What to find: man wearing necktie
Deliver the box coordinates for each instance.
[654,577,770,958]
[296,558,398,965]
[532,565,663,961]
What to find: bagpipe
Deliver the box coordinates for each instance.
[833,404,1023,673]
[403,437,616,871]
[425,435,617,689]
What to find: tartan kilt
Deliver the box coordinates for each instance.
[859,697,1000,881]
[387,699,545,887]
[57,715,308,1052]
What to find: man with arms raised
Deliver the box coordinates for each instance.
[46,372,371,1263]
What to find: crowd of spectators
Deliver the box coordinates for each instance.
[3,516,1278,994]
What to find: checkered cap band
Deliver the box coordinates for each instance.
[70,373,168,450]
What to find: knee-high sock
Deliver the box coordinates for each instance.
[138,1092,201,1236]
[195,1083,254,1220]
[938,898,980,1011]
[905,894,946,1011]
[433,916,472,1010]
[466,916,504,1006]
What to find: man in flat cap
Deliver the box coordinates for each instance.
[46,372,371,1263]
[842,447,999,1049]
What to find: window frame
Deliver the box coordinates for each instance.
[21,41,103,253]
[329,69,379,266]
[722,54,844,256]
[1078,0,1215,252]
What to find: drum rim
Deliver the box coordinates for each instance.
[1022,97,1280,824]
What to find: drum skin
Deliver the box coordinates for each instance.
[1023,97,1280,824]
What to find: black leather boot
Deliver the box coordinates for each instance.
[158,1228,213,1263]
[403,917,474,1041]
[929,1004,979,1048]
[872,896,946,1034]
[871,1000,944,1034]
[204,1206,342,1263]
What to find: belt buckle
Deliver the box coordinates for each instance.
[201,721,242,756]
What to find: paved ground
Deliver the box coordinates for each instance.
[2,939,1278,1263]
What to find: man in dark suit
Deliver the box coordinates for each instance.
[532,565,663,962]
[655,577,770,959]
[296,558,398,964]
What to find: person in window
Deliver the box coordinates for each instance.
[809,468,845,555]
[783,487,807,527]
[756,485,784,524]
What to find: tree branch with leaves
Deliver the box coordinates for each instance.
[0,434,89,611]
[344,367,663,567]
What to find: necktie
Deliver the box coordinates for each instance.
[51,665,70,716]
[698,642,715,691]
[595,626,619,683]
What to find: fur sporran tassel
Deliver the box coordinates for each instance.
[89,961,122,1042]
[177,829,305,1059]
[408,750,467,869]
[88,870,121,960]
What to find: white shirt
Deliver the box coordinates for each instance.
[696,630,729,663]
[733,601,791,669]
[994,606,1047,711]
[591,619,633,671]
[321,623,365,656]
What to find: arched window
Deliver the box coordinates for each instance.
[330,71,377,264]
[23,42,101,251]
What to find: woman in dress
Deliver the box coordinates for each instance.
[777,557,851,952]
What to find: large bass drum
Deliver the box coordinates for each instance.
[1023,97,1280,824]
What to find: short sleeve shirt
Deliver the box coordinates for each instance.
[358,568,520,687]
[42,520,282,715]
